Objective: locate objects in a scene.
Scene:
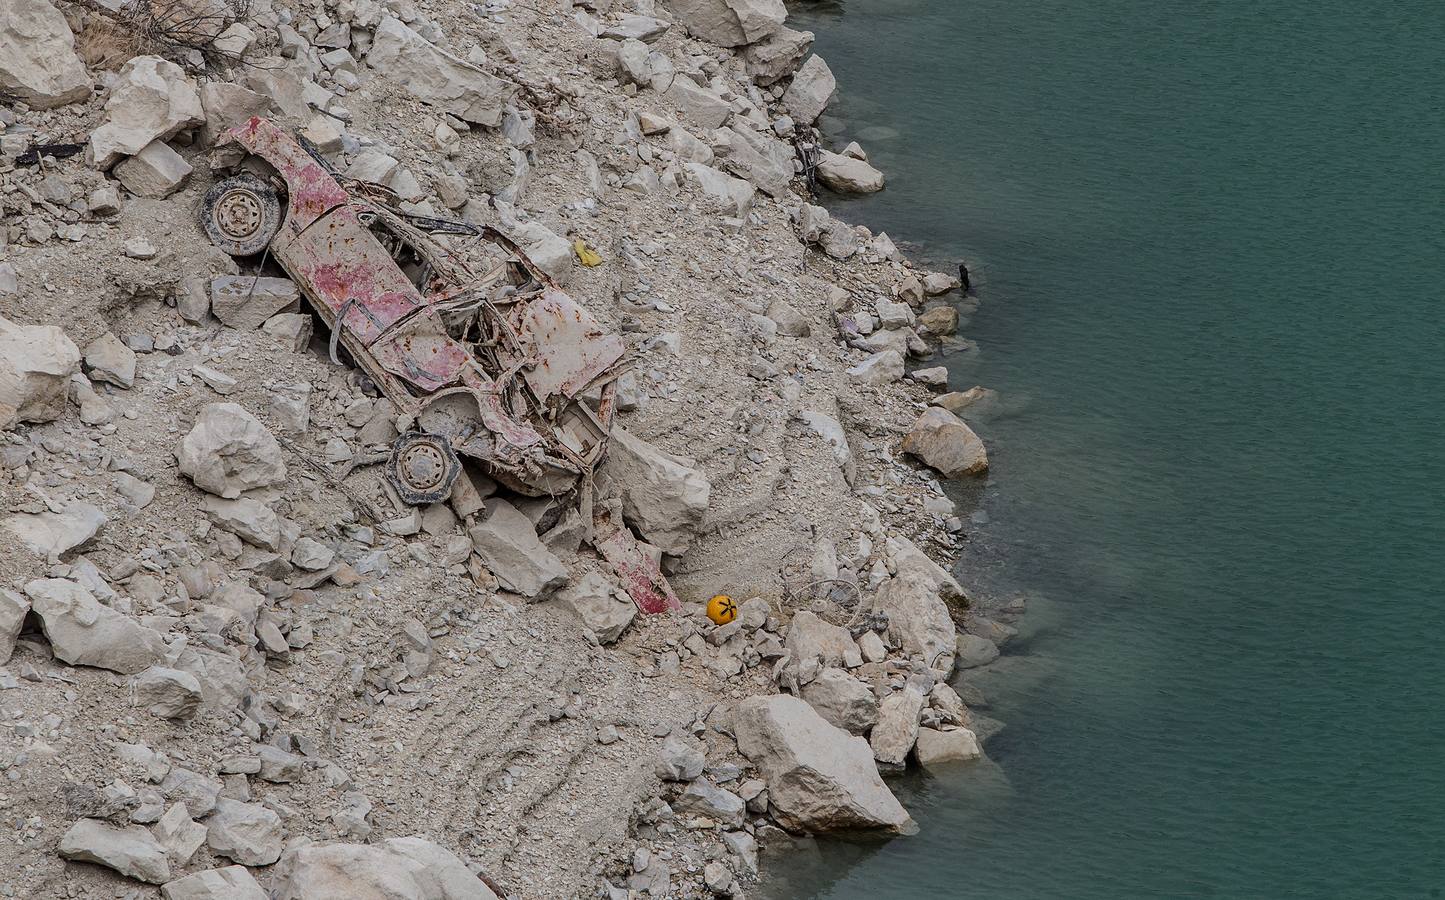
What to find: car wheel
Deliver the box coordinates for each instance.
[386,432,462,506]
[201,173,282,257]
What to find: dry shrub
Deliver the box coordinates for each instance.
[75,16,145,71]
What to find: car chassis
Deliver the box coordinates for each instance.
[202,117,626,507]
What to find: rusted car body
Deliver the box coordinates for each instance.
[209,117,624,505]
[203,118,681,615]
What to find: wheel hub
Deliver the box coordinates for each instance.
[398,441,447,492]
[213,189,264,240]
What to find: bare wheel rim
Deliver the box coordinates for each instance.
[212,188,265,241]
[397,440,448,492]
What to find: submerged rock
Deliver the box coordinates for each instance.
[900,407,989,478]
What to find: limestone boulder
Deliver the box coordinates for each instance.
[604,427,710,556]
[782,55,836,125]
[955,632,1000,669]
[271,836,500,900]
[199,82,274,146]
[89,56,203,169]
[58,818,170,884]
[201,496,280,550]
[901,407,989,478]
[870,685,925,768]
[468,499,569,598]
[366,17,516,126]
[687,162,755,217]
[0,0,91,110]
[206,798,284,866]
[786,611,862,669]
[656,735,705,782]
[26,578,164,674]
[732,694,913,833]
[800,667,878,734]
[3,501,106,559]
[816,150,885,194]
[83,332,136,388]
[674,780,745,826]
[712,125,794,197]
[664,0,786,47]
[913,726,981,768]
[918,306,960,336]
[0,589,27,664]
[873,573,956,672]
[0,314,80,430]
[845,350,903,385]
[743,25,814,85]
[161,866,267,900]
[798,203,859,259]
[667,77,732,129]
[177,403,287,499]
[507,222,573,283]
[114,140,193,199]
[554,572,635,643]
[132,665,203,719]
[210,276,300,330]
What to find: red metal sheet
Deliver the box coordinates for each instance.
[594,508,681,615]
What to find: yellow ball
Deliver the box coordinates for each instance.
[706,594,738,625]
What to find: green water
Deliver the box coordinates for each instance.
[770,1,1445,897]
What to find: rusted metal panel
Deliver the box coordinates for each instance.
[594,507,682,615]
[223,117,350,236]
[507,288,626,401]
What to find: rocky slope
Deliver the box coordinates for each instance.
[0,0,1016,897]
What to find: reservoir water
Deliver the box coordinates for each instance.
[768,1,1445,897]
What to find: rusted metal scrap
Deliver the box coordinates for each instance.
[203,116,626,507]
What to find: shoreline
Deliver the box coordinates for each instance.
[0,0,1009,897]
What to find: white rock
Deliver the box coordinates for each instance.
[83,332,136,388]
[675,780,745,826]
[2,501,106,559]
[291,537,335,571]
[507,221,573,283]
[0,0,91,110]
[88,56,203,169]
[732,694,913,833]
[161,866,267,900]
[816,150,884,194]
[743,25,814,85]
[271,837,500,900]
[114,140,193,199]
[468,499,569,599]
[798,410,852,472]
[177,403,287,499]
[797,203,859,259]
[554,573,635,643]
[666,77,732,129]
[0,589,28,664]
[686,162,754,217]
[210,276,300,330]
[665,0,786,47]
[923,272,962,295]
[600,14,670,43]
[845,350,904,385]
[901,407,989,478]
[712,125,794,197]
[206,798,284,866]
[781,55,836,125]
[604,427,710,556]
[26,578,163,674]
[656,735,705,782]
[132,665,203,719]
[870,685,925,768]
[786,610,862,669]
[366,17,515,126]
[58,818,170,884]
[199,82,273,146]
[0,313,80,429]
[800,667,878,734]
[913,726,981,767]
[873,573,956,672]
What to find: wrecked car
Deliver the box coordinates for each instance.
[199,116,624,507]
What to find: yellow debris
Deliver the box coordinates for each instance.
[573,239,603,267]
